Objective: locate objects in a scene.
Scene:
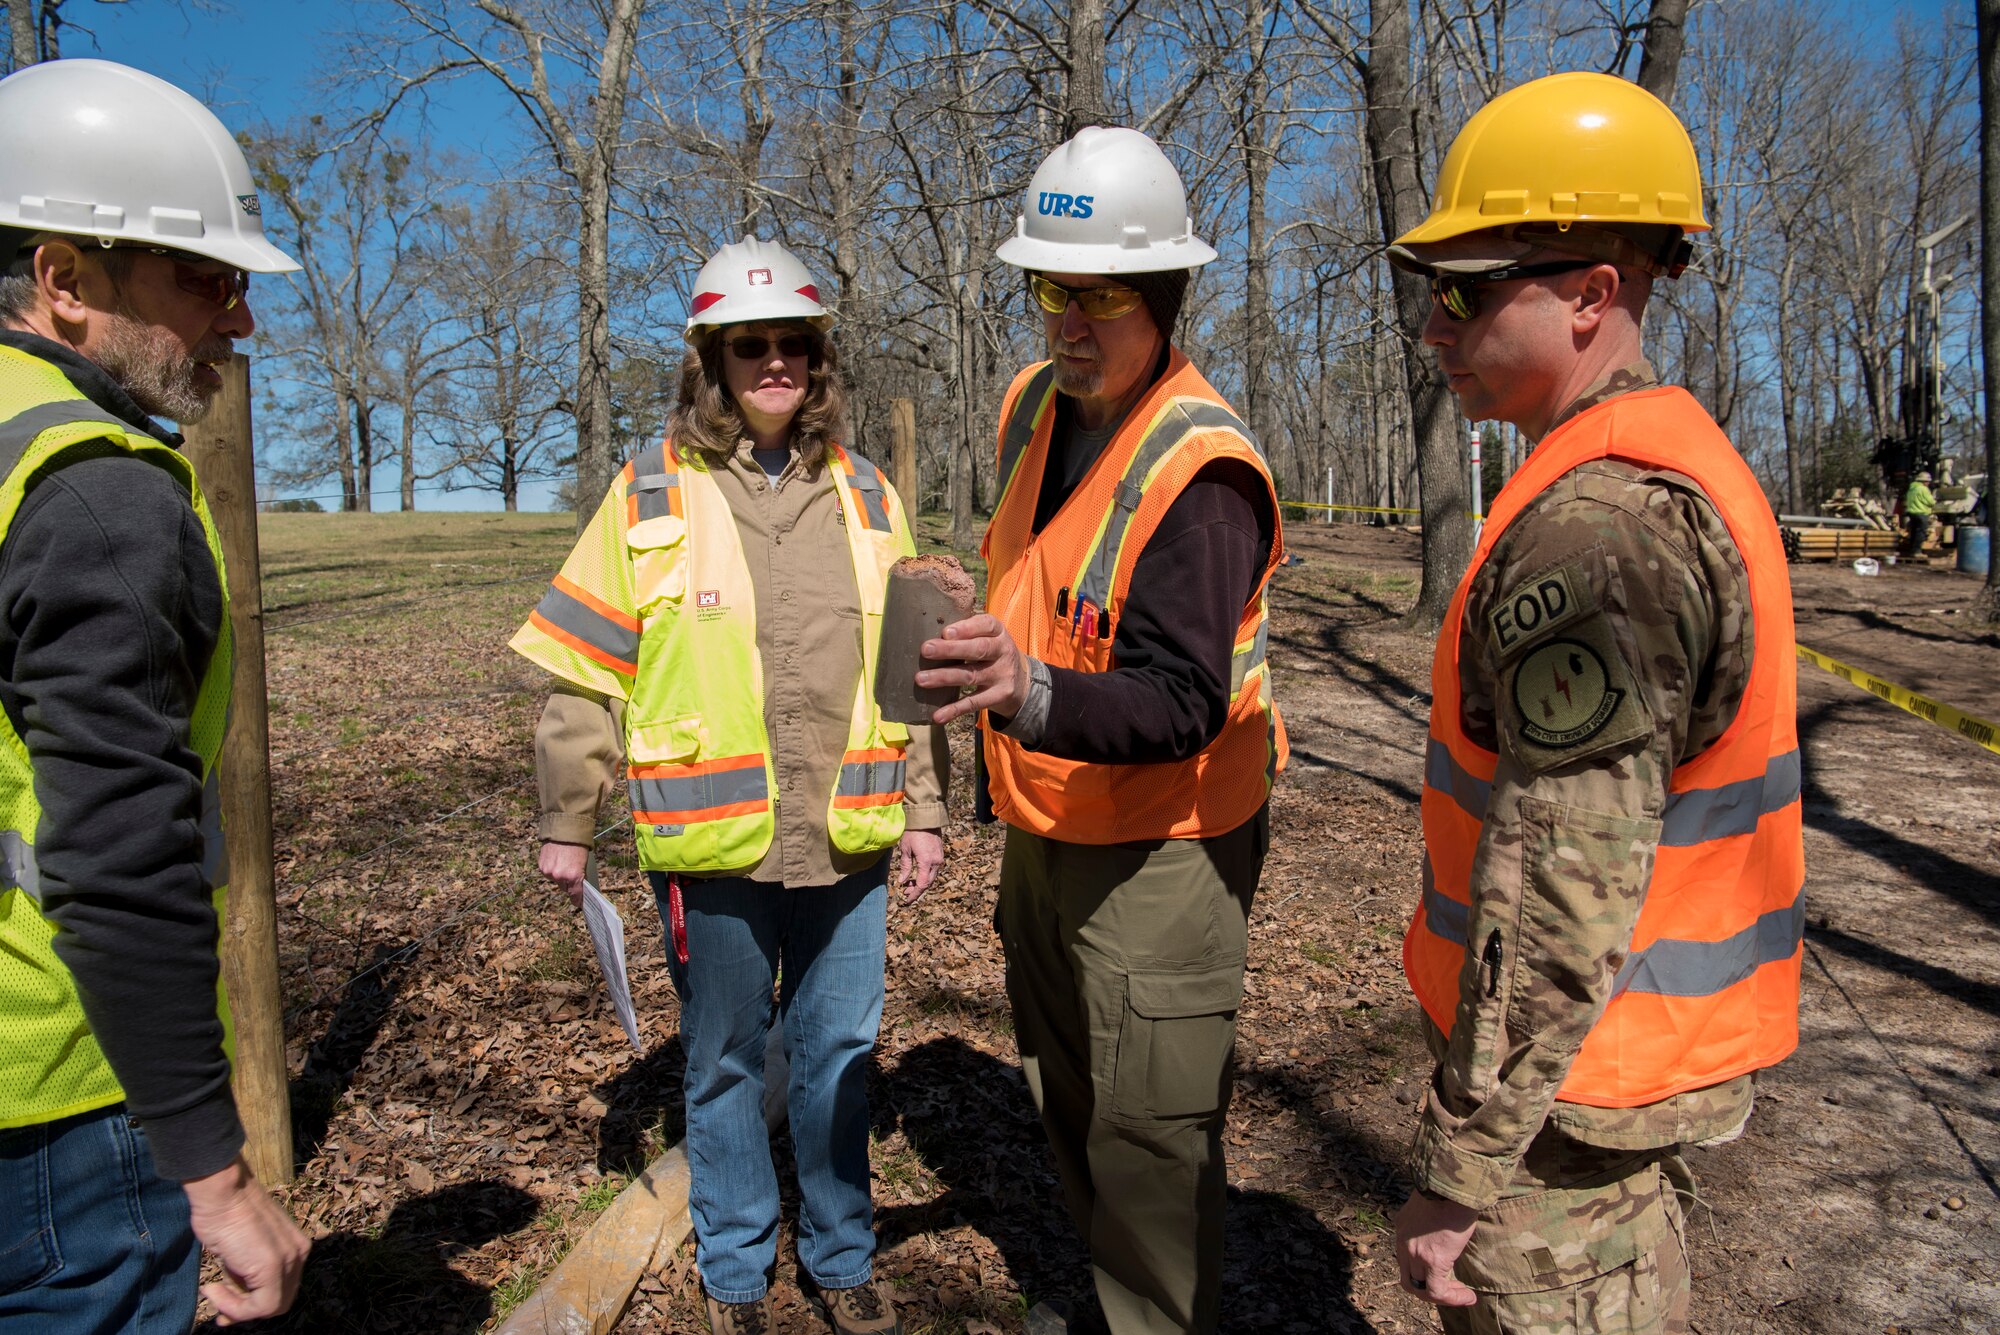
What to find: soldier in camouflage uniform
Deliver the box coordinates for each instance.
[1381,74,1806,1334]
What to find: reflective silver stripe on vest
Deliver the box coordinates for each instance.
[1425,738,1494,825]
[1,828,41,902]
[199,766,227,891]
[0,400,155,479]
[842,454,894,532]
[533,581,640,669]
[1229,620,1270,698]
[1424,738,1803,846]
[1,772,224,901]
[1422,853,1804,999]
[1074,400,1260,613]
[629,764,770,819]
[627,442,679,523]
[995,364,1059,511]
[1419,855,1469,946]
[1612,899,1805,998]
[1658,750,1803,846]
[836,758,906,799]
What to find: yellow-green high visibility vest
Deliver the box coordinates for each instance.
[0,344,234,1130]
[511,440,913,874]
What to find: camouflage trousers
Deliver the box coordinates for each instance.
[1441,1132,1692,1335]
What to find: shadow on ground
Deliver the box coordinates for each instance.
[196,1180,538,1335]
[880,1036,1376,1334]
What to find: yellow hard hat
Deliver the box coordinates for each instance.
[1395,71,1709,254]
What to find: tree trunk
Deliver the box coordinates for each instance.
[1363,0,1467,629]
[330,371,358,512]
[399,394,417,511]
[352,397,375,513]
[949,273,979,551]
[568,0,645,531]
[1976,0,2000,621]
[1064,0,1108,136]
[1635,0,1690,102]
[8,1,37,69]
[1239,0,1274,451]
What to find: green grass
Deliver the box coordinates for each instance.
[1353,1203,1389,1232]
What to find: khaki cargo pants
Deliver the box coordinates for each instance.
[995,807,1267,1335]
[1442,1133,1693,1335]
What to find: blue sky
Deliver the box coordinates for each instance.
[73,0,1971,511]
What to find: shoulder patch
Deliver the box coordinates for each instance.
[1489,566,1584,660]
[1498,608,1654,772]
[1512,639,1622,748]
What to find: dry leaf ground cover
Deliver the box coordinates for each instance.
[202,511,1997,1334]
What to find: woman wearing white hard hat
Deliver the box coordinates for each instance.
[513,236,945,1335]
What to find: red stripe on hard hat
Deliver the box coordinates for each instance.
[796,284,819,301]
[690,291,725,315]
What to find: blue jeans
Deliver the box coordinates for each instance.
[0,1104,199,1334]
[653,860,888,1303]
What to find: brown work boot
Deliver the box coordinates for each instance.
[806,1277,904,1334]
[704,1292,773,1335]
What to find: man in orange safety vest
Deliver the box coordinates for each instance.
[1386,73,1805,1334]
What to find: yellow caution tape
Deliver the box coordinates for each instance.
[1796,643,2000,756]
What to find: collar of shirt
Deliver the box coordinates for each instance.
[1545,358,1661,438]
[0,327,181,445]
[731,435,819,491]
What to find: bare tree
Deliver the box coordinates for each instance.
[426,195,573,511]
[1634,0,1690,99]
[1977,0,1999,622]
[244,126,438,510]
[371,0,647,528]
[1064,0,1108,134]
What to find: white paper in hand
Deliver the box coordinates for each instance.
[579,878,643,1052]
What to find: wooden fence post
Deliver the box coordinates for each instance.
[181,352,292,1185]
[889,397,918,527]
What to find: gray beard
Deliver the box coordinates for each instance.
[1050,343,1102,399]
[94,311,213,424]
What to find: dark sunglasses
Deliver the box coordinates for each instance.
[1028,273,1143,321]
[725,332,815,360]
[1429,260,1593,322]
[106,242,251,311]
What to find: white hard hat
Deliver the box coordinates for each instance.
[0,59,297,274]
[684,236,833,339]
[996,126,1217,274]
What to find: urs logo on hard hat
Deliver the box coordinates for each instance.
[1037,192,1095,219]
[236,193,263,216]
[1512,639,1622,748]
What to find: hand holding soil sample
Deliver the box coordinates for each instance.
[874,554,977,723]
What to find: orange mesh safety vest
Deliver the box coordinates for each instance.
[1407,386,1804,1108]
[980,350,1287,843]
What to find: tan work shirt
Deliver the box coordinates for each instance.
[536,437,949,886]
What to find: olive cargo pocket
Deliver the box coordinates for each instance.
[1107,961,1244,1124]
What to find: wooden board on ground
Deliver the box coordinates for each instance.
[492,1145,693,1335]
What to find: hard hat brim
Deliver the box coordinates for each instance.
[995,231,1217,274]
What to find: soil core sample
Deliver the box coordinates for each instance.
[874,554,977,723]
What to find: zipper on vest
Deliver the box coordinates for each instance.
[1482,929,1503,998]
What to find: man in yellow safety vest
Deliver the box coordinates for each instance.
[0,60,309,1331]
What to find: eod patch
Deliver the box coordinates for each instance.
[1511,639,1622,748]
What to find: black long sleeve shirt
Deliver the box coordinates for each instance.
[1029,387,1276,764]
[0,328,238,1181]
